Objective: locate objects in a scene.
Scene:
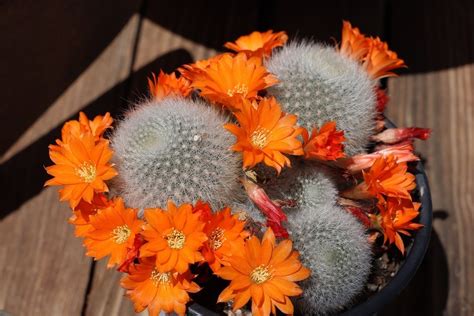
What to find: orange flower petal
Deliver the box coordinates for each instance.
[217,228,310,315]
[224,30,288,58]
[189,53,278,111]
[148,70,192,100]
[226,97,303,172]
[141,201,207,273]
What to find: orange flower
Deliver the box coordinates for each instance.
[178,53,232,82]
[201,207,248,272]
[343,154,416,200]
[338,21,406,79]
[69,193,112,237]
[224,30,288,58]
[302,121,346,161]
[216,228,311,316]
[78,112,113,140]
[83,198,144,268]
[45,134,118,208]
[121,256,200,316]
[49,112,113,151]
[147,70,192,100]
[224,97,304,173]
[371,197,423,254]
[140,201,207,273]
[192,200,213,222]
[339,20,370,62]
[190,53,278,111]
[363,37,406,79]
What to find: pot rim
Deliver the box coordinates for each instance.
[340,159,433,315]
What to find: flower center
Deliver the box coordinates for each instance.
[250,265,272,284]
[209,227,226,250]
[150,269,171,286]
[227,83,249,97]
[112,225,131,244]
[165,229,186,249]
[250,127,270,149]
[75,162,97,183]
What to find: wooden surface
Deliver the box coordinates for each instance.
[1,0,473,315]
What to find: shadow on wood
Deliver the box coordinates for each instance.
[0,49,193,220]
[0,0,139,155]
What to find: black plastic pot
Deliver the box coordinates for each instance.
[187,122,433,316]
[340,160,433,315]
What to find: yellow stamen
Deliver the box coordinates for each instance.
[250,265,272,284]
[112,225,131,244]
[165,229,186,249]
[75,162,97,183]
[150,269,171,286]
[250,127,270,149]
[209,227,226,250]
[227,83,249,97]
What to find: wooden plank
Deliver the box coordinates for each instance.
[0,1,138,156]
[382,0,474,314]
[382,64,474,316]
[83,1,262,314]
[0,2,141,315]
[0,187,90,315]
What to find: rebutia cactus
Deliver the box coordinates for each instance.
[259,161,371,314]
[111,97,243,211]
[288,202,371,315]
[261,160,338,208]
[266,41,377,155]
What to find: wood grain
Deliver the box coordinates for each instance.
[1,0,473,315]
[381,0,474,314]
[0,2,141,315]
[0,188,90,315]
[383,64,474,316]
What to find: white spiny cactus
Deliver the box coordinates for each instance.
[259,160,339,208]
[266,41,377,155]
[259,161,371,314]
[110,97,243,211]
[288,202,371,315]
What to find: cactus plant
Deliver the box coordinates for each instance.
[257,161,371,314]
[288,201,371,315]
[110,97,243,211]
[266,41,377,155]
[259,159,339,208]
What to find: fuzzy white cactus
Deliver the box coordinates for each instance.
[259,160,338,207]
[110,97,243,211]
[259,161,371,314]
[266,41,377,155]
[288,201,371,315]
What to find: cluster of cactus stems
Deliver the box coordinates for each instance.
[45,22,431,316]
[245,161,372,314]
[110,52,375,312]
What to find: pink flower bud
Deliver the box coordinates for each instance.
[371,127,431,144]
[242,178,289,238]
[345,142,419,173]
